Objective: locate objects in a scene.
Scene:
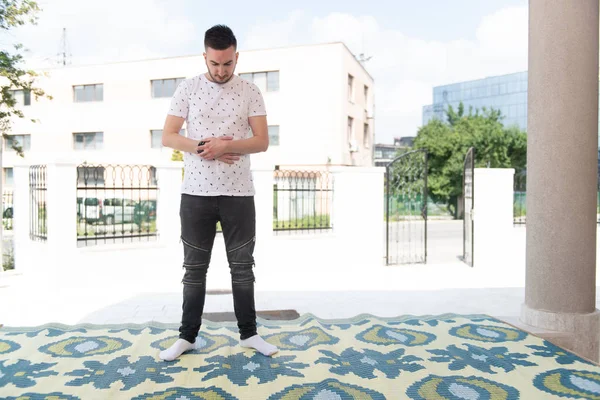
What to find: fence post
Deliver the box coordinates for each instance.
[46,161,78,272]
[11,164,30,274]
[156,162,183,245]
[330,166,386,265]
[473,168,515,267]
[251,168,274,262]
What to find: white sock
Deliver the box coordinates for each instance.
[159,338,195,361]
[240,335,279,356]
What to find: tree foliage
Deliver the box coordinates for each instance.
[1,0,50,155]
[412,102,527,215]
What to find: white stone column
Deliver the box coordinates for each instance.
[156,162,183,245]
[472,168,514,267]
[251,168,274,263]
[522,0,600,362]
[46,161,78,273]
[11,163,32,274]
[331,166,385,265]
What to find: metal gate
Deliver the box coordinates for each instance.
[514,170,526,225]
[463,147,474,267]
[385,150,428,265]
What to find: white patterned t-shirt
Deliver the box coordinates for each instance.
[168,74,266,196]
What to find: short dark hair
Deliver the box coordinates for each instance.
[204,25,237,50]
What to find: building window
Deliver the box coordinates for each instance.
[347,117,354,148]
[151,78,185,98]
[348,74,354,101]
[150,129,185,148]
[4,134,31,152]
[239,71,279,92]
[151,130,162,149]
[10,89,31,106]
[266,71,279,92]
[268,125,279,146]
[363,123,369,148]
[74,84,103,102]
[149,166,158,186]
[364,85,369,103]
[74,132,103,150]
[77,166,105,185]
[4,168,13,186]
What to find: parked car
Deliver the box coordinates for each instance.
[77,197,137,225]
[133,200,157,226]
[3,206,13,219]
[77,197,102,223]
[102,198,136,225]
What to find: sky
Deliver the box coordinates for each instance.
[5,0,529,144]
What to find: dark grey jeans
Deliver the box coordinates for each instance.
[178,194,257,342]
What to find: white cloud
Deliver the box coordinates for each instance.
[10,0,197,67]
[244,10,307,50]
[9,2,529,144]
[245,7,528,143]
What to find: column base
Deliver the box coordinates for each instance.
[516,304,600,363]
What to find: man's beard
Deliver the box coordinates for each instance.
[207,68,235,84]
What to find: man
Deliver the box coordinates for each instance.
[159,24,278,361]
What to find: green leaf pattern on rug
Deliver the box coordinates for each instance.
[64,355,185,390]
[0,359,58,388]
[316,348,425,379]
[195,353,309,386]
[39,336,132,358]
[428,344,537,373]
[356,325,437,346]
[264,326,339,350]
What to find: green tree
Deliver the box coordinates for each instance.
[1,0,49,154]
[413,102,527,217]
[0,0,48,271]
[171,149,183,161]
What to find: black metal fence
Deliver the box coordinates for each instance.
[29,165,48,241]
[463,147,474,267]
[3,189,13,231]
[385,150,428,265]
[273,168,333,234]
[2,189,14,271]
[514,171,600,225]
[76,164,158,247]
[513,170,526,225]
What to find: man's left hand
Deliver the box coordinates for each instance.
[198,137,230,160]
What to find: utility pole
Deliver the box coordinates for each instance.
[57,28,72,66]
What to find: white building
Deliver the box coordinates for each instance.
[4,42,375,186]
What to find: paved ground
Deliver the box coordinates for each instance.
[0,223,594,331]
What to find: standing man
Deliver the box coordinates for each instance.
[159,24,278,361]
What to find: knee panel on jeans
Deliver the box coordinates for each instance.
[228,237,255,285]
[181,237,210,286]
[230,264,255,285]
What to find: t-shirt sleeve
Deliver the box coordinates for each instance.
[168,81,189,119]
[248,83,267,117]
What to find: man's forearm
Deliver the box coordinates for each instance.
[225,136,268,155]
[163,132,198,154]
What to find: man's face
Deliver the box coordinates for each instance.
[204,46,238,84]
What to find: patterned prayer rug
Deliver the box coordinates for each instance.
[1,314,600,399]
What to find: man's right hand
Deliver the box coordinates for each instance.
[197,136,240,164]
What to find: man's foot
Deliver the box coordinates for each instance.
[159,338,195,361]
[240,335,279,356]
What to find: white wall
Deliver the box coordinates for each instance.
[8,159,385,289]
[473,168,515,267]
